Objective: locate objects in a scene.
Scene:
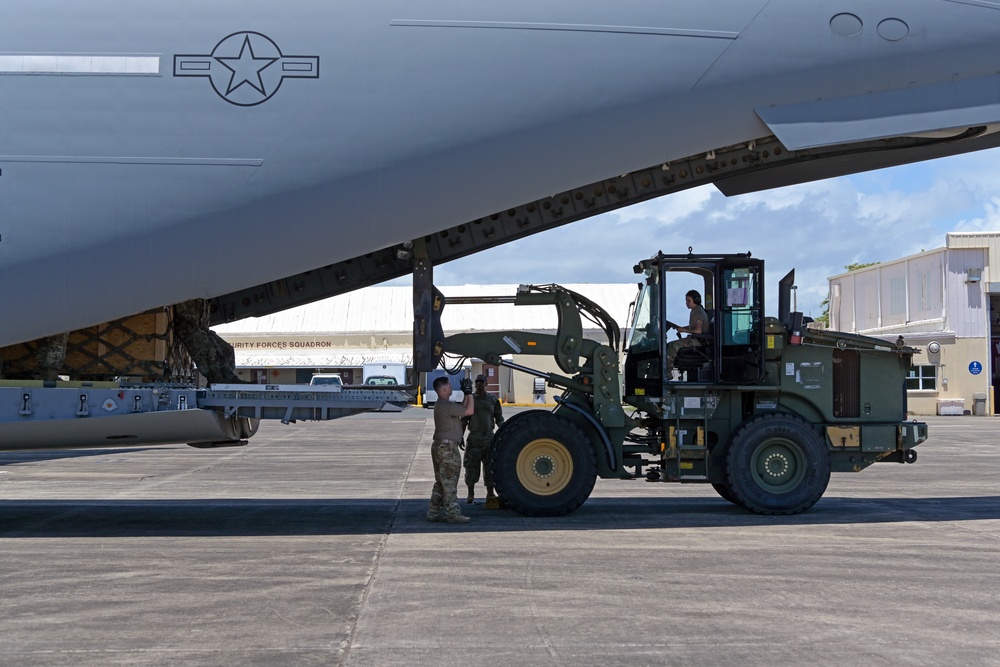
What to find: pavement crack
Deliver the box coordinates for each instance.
[525,552,566,666]
[340,420,431,665]
[266,603,308,630]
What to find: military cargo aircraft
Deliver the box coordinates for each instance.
[4,1,1000,449]
[4,0,1000,347]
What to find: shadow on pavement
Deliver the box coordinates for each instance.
[2,495,998,538]
[0,447,168,465]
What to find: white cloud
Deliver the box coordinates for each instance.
[613,185,713,225]
[953,197,1000,233]
[432,148,1000,319]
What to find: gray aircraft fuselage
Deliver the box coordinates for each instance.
[4,1,1000,346]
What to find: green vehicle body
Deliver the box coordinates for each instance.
[441,252,927,516]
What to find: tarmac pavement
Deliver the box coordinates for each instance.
[1,410,998,666]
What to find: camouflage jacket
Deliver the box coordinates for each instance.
[463,392,504,435]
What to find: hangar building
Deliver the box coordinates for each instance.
[828,231,1000,416]
[212,283,638,404]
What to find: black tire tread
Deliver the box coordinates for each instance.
[491,412,597,517]
[711,482,739,505]
[724,412,831,515]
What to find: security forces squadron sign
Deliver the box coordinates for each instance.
[174,32,319,106]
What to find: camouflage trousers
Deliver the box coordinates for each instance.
[463,433,494,488]
[665,337,702,372]
[428,439,463,519]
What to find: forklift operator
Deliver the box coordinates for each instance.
[665,290,710,379]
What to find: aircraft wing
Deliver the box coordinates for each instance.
[756,73,1000,150]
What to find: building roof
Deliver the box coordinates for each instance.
[233,349,414,368]
[213,283,638,336]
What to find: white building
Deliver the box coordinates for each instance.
[212,283,638,404]
[828,232,998,416]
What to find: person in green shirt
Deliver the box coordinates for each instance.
[665,290,710,380]
[462,374,505,504]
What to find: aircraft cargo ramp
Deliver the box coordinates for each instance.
[0,383,409,451]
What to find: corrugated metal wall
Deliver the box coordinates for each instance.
[947,232,1000,285]
[946,248,987,339]
[854,270,880,330]
[829,248,949,334]
[831,275,854,331]
[907,252,944,323]
[879,262,907,328]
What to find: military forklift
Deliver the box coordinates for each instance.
[429,250,927,516]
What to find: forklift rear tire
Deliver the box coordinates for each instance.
[491,412,597,517]
[711,482,739,505]
[725,413,831,515]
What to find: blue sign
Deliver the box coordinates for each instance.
[969,361,983,375]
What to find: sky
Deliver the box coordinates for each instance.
[409,146,1000,321]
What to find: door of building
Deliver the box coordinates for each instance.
[992,295,1000,412]
[482,364,501,396]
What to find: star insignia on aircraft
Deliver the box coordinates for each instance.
[173,31,319,106]
[216,35,277,96]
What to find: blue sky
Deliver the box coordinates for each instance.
[422,147,1000,319]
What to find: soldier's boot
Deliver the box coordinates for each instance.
[466,484,475,504]
[446,501,471,523]
[485,486,500,509]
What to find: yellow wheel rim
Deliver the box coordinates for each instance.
[515,438,574,496]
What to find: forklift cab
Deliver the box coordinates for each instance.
[624,252,766,397]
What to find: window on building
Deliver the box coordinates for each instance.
[906,365,937,391]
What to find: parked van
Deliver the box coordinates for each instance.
[362,361,406,386]
[309,373,343,387]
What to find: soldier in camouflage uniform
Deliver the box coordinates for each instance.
[665,290,710,380]
[462,374,504,504]
[427,375,475,523]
